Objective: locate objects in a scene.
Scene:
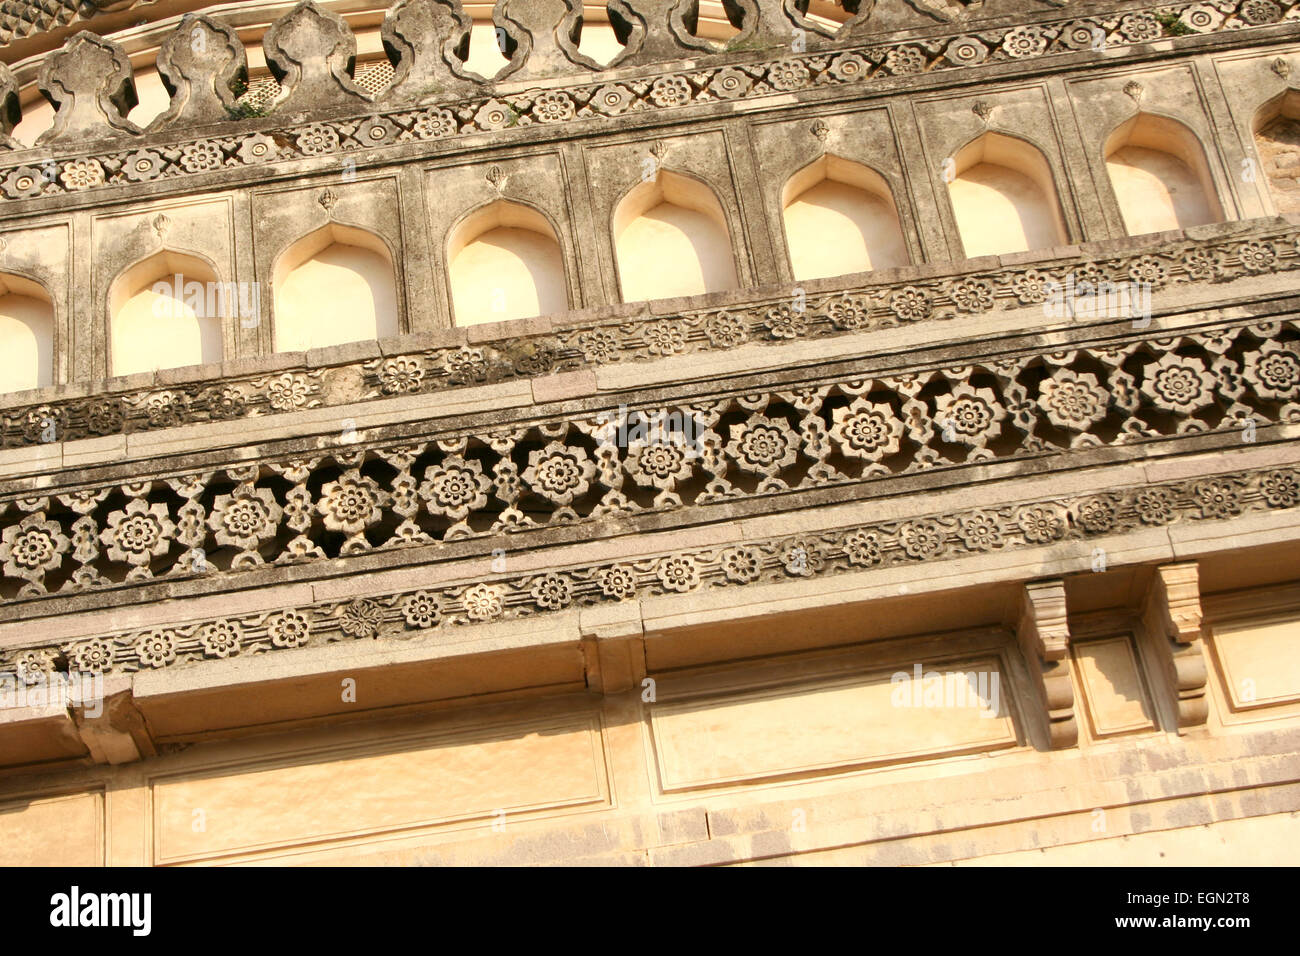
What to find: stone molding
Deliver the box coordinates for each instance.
[2,458,1295,680]
[0,306,1295,607]
[2,220,1298,449]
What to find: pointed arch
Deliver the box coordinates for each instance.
[1252,90,1300,217]
[947,131,1069,258]
[447,199,568,326]
[109,250,223,378]
[0,273,54,393]
[614,169,739,303]
[1104,113,1223,236]
[781,154,909,281]
[272,224,399,353]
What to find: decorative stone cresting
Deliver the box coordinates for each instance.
[150,14,249,130]
[0,0,1294,196]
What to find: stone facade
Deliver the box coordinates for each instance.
[0,0,1298,866]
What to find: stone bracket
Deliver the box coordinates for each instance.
[70,686,156,765]
[1016,579,1077,750]
[1140,561,1209,731]
[580,603,647,696]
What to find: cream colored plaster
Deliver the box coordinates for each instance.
[0,275,53,393]
[448,201,567,326]
[1105,114,1222,236]
[782,155,908,280]
[109,251,223,377]
[273,224,399,353]
[615,170,738,302]
[948,132,1068,257]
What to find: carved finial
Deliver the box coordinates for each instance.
[486,165,507,192]
[36,31,140,146]
[264,1,370,112]
[649,140,667,160]
[605,0,718,68]
[151,14,247,129]
[319,188,338,213]
[0,62,20,150]
[494,0,601,81]
[381,0,484,102]
[810,119,829,142]
[0,236,8,254]
[1123,80,1144,104]
[152,214,171,241]
[972,99,994,124]
[1273,57,1291,82]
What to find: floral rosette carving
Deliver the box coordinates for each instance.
[933,384,1006,447]
[523,442,596,506]
[1037,369,1111,431]
[1141,353,1217,414]
[99,500,175,570]
[0,513,68,591]
[316,471,387,536]
[208,488,283,555]
[420,457,493,521]
[726,416,800,477]
[830,399,905,462]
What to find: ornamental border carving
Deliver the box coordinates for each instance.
[2,222,1298,449]
[4,461,1295,679]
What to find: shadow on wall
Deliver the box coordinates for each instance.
[447,200,567,326]
[1105,113,1222,236]
[273,224,399,353]
[614,170,738,303]
[782,154,909,281]
[947,131,1068,258]
[1255,90,1300,218]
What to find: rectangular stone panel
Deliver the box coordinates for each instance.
[1072,636,1157,737]
[150,712,608,865]
[650,656,1016,792]
[1213,614,1300,710]
[0,790,103,866]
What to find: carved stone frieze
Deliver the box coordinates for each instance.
[3,462,1295,679]
[0,313,1296,608]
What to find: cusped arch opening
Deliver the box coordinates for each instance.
[1252,90,1300,217]
[947,132,1069,258]
[1104,113,1223,236]
[0,273,54,394]
[781,154,909,281]
[614,170,738,303]
[273,224,399,353]
[109,250,223,378]
[447,200,568,327]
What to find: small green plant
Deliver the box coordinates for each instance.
[225,77,271,120]
[1155,11,1195,36]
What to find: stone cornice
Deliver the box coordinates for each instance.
[0,304,1295,618]
[2,454,1295,680]
[1,218,1297,452]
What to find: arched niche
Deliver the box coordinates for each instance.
[272,224,399,353]
[1253,90,1300,217]
[0,274,54,393]
[781,155,909,281]
[1104,113,1223,236]
[947,132,1069,258]
[614,170,739,303]
[109,251,224,378]
[447,200,567,326]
